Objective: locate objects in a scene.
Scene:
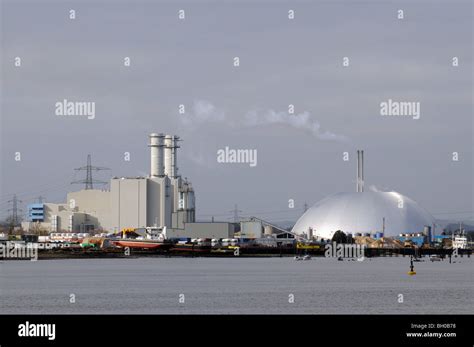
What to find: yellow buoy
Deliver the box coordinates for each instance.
[408,256,416,275]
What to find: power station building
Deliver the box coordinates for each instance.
[20,134,224,237]
[291,150,435,240]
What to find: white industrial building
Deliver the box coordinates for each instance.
[291,150,435,240]
[22,133,203,236]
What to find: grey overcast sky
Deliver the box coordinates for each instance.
[1,0,472,224]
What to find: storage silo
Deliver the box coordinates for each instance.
[240,221,263,239]
[264,225,273,236]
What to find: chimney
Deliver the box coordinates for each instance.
[164,135,180,178]
[361,150,364,192]
[356,150,365,192]
[356,150,360,192]
[149,133,165,177]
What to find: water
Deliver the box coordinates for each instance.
[1,257,473,314]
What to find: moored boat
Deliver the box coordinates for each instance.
[112,239,169,249]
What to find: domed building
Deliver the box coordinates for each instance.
[291,150,435,240]
[291,191,435,240]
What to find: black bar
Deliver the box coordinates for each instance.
[0,315,472,346]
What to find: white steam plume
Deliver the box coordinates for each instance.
[244,109,348,142]
[179,100,348,142]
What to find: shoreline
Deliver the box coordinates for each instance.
[1,247,471,261]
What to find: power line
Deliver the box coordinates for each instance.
[230,204,242,223]
[7,194,23,227]
[199,208,303,217]
[199,207,474,218]
[0,171,78,200]
[0,183,72,209]
[0,175,76,204]
[431,211,474,215]
[71,154,110,190]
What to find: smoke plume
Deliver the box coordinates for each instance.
[179,100,349,142]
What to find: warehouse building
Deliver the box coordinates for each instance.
[168,222,235,239]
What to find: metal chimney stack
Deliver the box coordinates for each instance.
[356,150,360,192]
[164,135,180,178]
[361,150,364,192]
[149,133,165,177]
[356,150,365,192]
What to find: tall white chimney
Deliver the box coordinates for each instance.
[356,150,365,192]
[361,150,364,192]
[164,135,180,178]
[356,150,360,192]
[149,133,165,177]
[356,149,365,192]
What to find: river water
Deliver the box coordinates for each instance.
[1,257,472,314]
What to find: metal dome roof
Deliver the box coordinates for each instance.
[292,191,435,240]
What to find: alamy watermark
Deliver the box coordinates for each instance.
[324,242,366,260]
[18,321,55,341]
[0,241,38,261]
[217,146,257,167]
[380,99,420,120]
[55,99,95,119]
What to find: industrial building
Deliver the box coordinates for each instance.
[21,133,233,239]
[292,150,435,240]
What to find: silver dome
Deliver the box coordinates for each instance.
[292,191,435,240]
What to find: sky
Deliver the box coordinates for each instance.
[0,0,473,224]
